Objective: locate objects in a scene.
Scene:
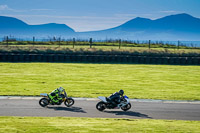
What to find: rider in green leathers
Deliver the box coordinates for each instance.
[49,87,65,104]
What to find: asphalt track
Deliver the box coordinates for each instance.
[0,97,200,120]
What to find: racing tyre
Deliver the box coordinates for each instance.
[121,103,131,111]
[39,98,49,107]
[96,101,106,111]
[64,98,75,107]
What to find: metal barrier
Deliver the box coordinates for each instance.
[0,53,199,65]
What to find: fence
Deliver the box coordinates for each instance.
[0,36,200,49]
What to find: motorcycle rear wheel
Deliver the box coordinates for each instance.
[121,103,131,111]
[96,101,106,111]
[39,98,49,107]
[64,98,75,107]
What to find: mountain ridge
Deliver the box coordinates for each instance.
[0,13,200,40]
[79,13,200,40]
[0,16,75,37]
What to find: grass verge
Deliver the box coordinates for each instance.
[0,63,200,100]
[0,45,200,57]
[0,116,200,133]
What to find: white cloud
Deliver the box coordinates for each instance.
[114,13,137,18]
[0,5,53,13]
[160,10,179,13]
[0,4,25,12]
[30,9,54,11]
[0,5,10,11]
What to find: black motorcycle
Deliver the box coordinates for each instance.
[96,95,131,111]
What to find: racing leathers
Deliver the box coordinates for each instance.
[108,92,122,108]
[49,88,63,104]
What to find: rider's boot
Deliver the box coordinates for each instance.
[115,104,121,109]
[57,97,63,104]
[111,102,118,108]
[49,95,55,104]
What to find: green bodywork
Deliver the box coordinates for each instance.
[48,89,63,103]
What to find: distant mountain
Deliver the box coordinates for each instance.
[1,14,200,41]
[0,16,75,38]
[78,13,200,41]
[113,13,200,32]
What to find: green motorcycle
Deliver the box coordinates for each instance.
[39,90,74,107]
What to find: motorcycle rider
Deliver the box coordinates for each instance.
[49,87,65,104]
[107,89,124,108]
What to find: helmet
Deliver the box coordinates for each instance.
[119,89,124,96]
[58,87,64,92]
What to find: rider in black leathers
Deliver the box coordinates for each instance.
[107,90,124,108]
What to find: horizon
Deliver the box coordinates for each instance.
[1,13,199,32]
[0,0,200,32]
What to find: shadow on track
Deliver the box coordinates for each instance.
[104,111,152,119]
[47,106,87,113]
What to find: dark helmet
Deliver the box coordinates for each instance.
[119,89,124,96]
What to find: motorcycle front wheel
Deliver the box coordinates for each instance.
[96,101,106,111]
[64,98,75,107]
[121,103,131,111]
[39,98,49,107]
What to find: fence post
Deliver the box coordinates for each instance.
[89,38,92,48]
[148,40,151,49]
[6,36,9,46]
[178,40,180,49]
[59,37,61,47]
[119,39,121,49]
[33,36,35,44]
[73,38,75,48]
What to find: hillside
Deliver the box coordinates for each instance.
[78,13,200,41]
[0,16,75,37]
[1,14,200,40]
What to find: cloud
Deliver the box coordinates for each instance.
[0,4,25,12]
[30,9,54,11]
[114,13,137,18]
[0,5,53,13]
[160,10,179,13]
[0,5,10,11]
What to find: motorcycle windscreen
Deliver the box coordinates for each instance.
[124,95,129,99]
[40,93,48,96]
[98,96,107,102]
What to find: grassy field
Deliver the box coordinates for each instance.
[1,44,200,51]
[0,40,189,48]
[0,63,200,100]
[0,116,200,133]
[0,45,200,57]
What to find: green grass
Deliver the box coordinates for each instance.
[0,40,181,48]
[0,116,199,133]
[1,40,198,49]
[0,117,200,133]
[0,63,200,100]
[0,45,200,57]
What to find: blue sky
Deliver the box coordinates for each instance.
[0,0,200,32]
